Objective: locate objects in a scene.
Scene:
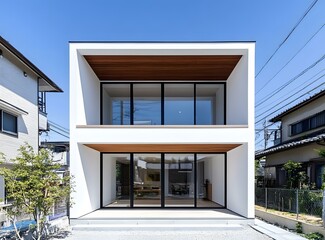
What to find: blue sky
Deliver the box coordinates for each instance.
[0,0,324,149]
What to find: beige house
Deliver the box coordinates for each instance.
[256,90,325,188]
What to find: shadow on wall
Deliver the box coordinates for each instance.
[77,53,100,125]
[77,144,100,211]
[18,115,28,134]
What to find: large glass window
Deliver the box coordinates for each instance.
[134,154,161,207]
[197,154,225,207]
[101,83,225,126]
[102,84,130,125]
[164,84,194,125]
[165,154,194,207]
[133,84,161,125]
[103,154,131,207]
[102,152,226,208]
[196,84,224,125]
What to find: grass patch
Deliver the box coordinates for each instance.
[255,205,323,225]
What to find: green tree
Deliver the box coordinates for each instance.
[282,160,308,189]
[0,144,74,240]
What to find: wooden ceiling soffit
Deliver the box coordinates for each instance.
[84,55,242,81]
[84,144,241,153]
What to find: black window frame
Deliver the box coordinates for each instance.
[0,110,18,136]
[100,82,227,126]
[100,152,227,209]
[290,110,325,136]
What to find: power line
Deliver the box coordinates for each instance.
[255,0,319,78]
[48,120,69,132]
[49,120,69,131]
[49,127,69,139]
[256,69,325,113]
[256,54,325,108]
[256,24,324,94]
[255,82,325,124]
[50,124,70,136]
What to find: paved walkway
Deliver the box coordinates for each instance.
[58,218,306,240]
[64,226,271,240]
[253,219,306,240]
[56,216,305,240]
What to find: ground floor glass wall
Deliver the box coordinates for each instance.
[102,153,225,208]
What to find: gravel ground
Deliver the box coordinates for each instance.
[60,226,272,240]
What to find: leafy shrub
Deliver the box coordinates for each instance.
[305,232,324,240]
[296,222,303,233]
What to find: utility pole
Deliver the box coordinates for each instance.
[263,120,269,149]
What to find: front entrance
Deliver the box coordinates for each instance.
[101,153,225,208]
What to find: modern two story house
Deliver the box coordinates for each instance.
[69,42,255,219]
[0,36,62,201]
[256,90,325,188]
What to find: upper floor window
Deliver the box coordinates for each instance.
[101,83,225,125]
[290,110,325,136]
[0,110,18,136]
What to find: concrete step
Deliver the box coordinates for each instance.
[71,218,254,226]
[72,223,244,231]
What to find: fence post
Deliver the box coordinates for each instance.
[265,188,268,211]
[296,189,299,220]
[322,189,325,227]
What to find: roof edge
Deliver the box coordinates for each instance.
[270,89,325,122]
[0,36,63,92]
[69,40,256,44]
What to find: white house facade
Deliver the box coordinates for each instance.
[0,36,62,201]
[69,42,255,219]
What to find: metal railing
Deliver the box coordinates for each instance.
[256,187,323,219]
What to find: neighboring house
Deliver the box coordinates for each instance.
[0,36,62,201]
[69,42,255,219]
[40,141,70,171]
[256,90,325,188]
[40,141,70,220]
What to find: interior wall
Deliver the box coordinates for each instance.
[216,86,224,124]
[102,89,111,124]
[70,144,100,218]
[102,155,116,206]
[202,155,225,205]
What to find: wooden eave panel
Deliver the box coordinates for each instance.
[84,55,242,80]
[84,144,241,153]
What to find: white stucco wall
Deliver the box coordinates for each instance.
[102,155,116,206]
[281,95,325,142]
[70,42,255,219]
[227,54,248,125]
[0,48,39,160]
[69,144,100,218]
[227,143,254,218]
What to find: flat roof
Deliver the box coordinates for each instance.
[69,40,256,43]
[0,36,63,92]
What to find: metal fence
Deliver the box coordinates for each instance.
[256,188,323,218]
[48,199,68,221]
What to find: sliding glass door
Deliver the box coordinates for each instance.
[102,153,225,208]
[164,154,195,207]
[133,154,161,207]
